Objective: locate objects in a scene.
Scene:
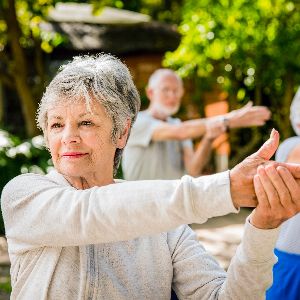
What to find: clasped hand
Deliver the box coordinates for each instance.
[250,165,300,229]
[229,129,300,229]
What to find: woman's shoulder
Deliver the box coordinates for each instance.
[3,172,46,191]
[3,170,69,191]
[1,173,47,217]
[1,170,68,205]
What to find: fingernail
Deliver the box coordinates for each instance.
[270,128,278,138]
[257,165,264,172]
[277,166,285,171]
[270,128,275,137]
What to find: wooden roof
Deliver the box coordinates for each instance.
[41,3,180,54]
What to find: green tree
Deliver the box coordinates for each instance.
[165,0,300,162]
[92,0,184,23]
[0,0,68,136]
[0,0,183,137]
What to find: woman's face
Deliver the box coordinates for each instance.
[46,100,121,182]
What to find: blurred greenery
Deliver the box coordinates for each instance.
[0,0,183,138]
[92,0,184,23]
[0,130,52,234]
[0,278,11,294]
[164,0,300,164]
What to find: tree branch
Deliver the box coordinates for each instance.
[0,73,14,89]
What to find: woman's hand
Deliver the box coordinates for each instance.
[230,129,300,208]
[250,165,300,229]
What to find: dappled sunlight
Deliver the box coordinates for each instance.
[194,224,244,269]
[191,209,250,269]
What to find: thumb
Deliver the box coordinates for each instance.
[254,129,280,160]
[245,101,253,108]
[240,101,253,112]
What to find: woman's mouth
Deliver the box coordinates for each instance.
[61,152,88,158]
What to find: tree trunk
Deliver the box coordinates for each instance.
[5,0,39,137]
[33,36,46,98]
[0,83,4,125]
[254,79,262,105]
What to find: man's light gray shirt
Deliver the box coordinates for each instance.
[122,110,193,180]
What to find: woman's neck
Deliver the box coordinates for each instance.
[64,174,114,189]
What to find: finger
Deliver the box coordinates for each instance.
[254,174,270,209]
[264,165,293,209]
[257,166,281,209]
[245,101,253,108]
[248,107,271,118]
[277,162,300,179]
[246,120,267,127]
[277,166,300,206]
[254,129,279,160]
[250,106,270,112]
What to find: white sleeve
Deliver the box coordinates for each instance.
[1,171,237,252]
[170,220,279,299]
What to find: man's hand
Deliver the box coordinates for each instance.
[229,129,300,208]
[204,119,226,140]
[250,165,300,229]
[227,101,271,128]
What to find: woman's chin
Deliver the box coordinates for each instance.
[57,166,87,179]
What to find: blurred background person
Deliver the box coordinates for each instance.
[290,87,300,136]
[122,69,271,180]
[266,87,300,300]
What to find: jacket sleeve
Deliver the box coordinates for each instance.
[170,221,279,299]
[1,171,237,252]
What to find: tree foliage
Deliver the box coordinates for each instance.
[0,0,69,137]
[92,0,184,23]
[165,0,300,162]
[0,0,183,137]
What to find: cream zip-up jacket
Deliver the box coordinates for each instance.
[1,170,279,299]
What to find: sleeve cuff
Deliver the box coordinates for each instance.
[191,170,239,220]
[238,217,280,262]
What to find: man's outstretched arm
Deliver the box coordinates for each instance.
[151,101,271,141]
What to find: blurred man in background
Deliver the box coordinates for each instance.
[122,69,271,180]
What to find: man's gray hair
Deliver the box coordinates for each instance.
[37,53,141,175]
[147,68,183,89]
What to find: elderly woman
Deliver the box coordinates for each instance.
[1,54,300,300]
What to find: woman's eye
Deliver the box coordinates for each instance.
[81,121,93,126]
[50,123,62,129]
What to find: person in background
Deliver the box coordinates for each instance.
[266,87,300,300]
[290,87,300,135]
[122,68,271,180]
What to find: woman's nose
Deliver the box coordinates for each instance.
[62,125,81,144]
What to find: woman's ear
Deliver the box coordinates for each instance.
[116,119,131,149]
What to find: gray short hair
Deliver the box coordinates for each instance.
[147,68,183,89]
[37,54,140,175]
